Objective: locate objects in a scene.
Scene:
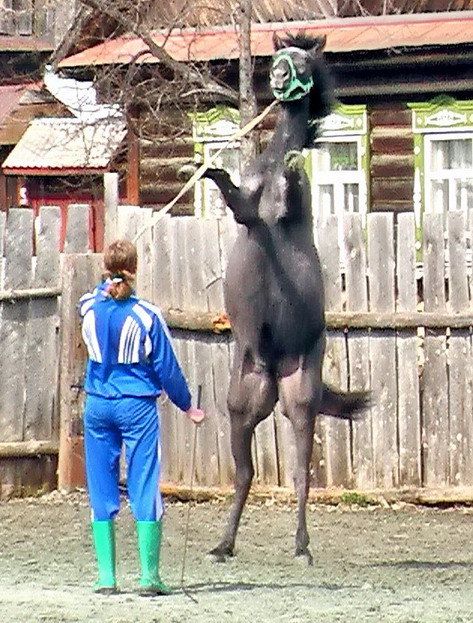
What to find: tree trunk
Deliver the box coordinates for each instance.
[238,0,259,170]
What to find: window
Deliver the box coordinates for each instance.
[409,97,473,224]
[308,104,368,224]
[191,107,240,218]
[424,134,473,215]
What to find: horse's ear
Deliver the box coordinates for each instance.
[273,32,286,51]
[311,35,327,54]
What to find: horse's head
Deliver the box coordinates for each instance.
[270,34,326,103]
[269,32,333,145]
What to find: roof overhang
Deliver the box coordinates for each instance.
[59,10,473,69]
[2,117,127,175]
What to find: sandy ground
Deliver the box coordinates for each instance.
[1,491,473,623]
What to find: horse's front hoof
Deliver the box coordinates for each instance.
[207,545,234,563]
[177,163,198,182]
[295,548,314,566]
[284,150,305,171]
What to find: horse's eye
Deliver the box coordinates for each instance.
[293,59,307,74]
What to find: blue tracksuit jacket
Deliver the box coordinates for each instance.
[79,281,191,410]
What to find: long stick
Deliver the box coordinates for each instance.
[180,384,203,602]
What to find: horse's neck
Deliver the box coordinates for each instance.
[265,101,310,158]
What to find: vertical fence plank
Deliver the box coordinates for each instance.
[184,218,206,310]
[170,218,186,311]
[24,207,61,442]
[317,215,350,487]
[344,213,372,489]
[396,212,422,485]
[193,334,221,486]
[0,209,34,442]
[135,208,154,302]
[211,337,234,486]
[447,211,473,485]
[160,333,184,484]
[179,334,201,484]
[200,217,225,313]
[117,205,141,240]
[368,212,398,488]
[153,216,173,310]
[64,204,90,253]
[422,212,449,486]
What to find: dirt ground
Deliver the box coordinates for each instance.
[1,492,473,623]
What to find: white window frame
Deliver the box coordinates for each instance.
[311,134,367,221]
[191,109,240,219]
[423,132,473,215]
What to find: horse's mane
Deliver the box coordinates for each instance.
[275,32,335,148]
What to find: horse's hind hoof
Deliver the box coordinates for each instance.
[295,549,314,567]
[207,545,234,563]
[177,163,198,182]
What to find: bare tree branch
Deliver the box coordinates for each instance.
[77,0,239,105]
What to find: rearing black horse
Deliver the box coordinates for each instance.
[186,33,369,565]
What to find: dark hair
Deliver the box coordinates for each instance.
[103,239,138,300]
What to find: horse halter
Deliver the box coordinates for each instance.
[270,51,314,102]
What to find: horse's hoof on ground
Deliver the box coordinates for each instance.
[295,550,314,566]
[177,163,198,182]
[284,150,305,171]
[207,546,233,563]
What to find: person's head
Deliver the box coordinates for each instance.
[103,239,138,300]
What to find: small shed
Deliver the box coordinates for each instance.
[2,117,129,250]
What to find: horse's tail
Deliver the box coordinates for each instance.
[320,384,371,420]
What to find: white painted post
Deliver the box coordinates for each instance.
[104,172,119,245]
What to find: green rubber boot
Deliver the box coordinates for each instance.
[136,520,171,596]
[91,520,117,594]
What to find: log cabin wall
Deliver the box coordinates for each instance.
[139,109,195,214]
[369,103,415,214]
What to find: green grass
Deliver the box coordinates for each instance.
[339,491,375,507]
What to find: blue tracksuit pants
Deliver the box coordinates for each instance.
[84,395,163,521]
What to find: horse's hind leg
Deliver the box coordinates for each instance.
[278,343,324,565]
[209,356,278,562]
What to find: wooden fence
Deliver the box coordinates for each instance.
[115,207,473,492]
[0,204,93,498]
[3,201,473,498]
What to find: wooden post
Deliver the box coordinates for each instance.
[104,172,119,245]
[58,203,100,491]
[126,130,141,206]
[57,253,102,491]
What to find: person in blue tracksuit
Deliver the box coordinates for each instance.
[79,239,205,596]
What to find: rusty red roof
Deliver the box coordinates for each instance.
[59,10,473,69]
[0,83,42,125]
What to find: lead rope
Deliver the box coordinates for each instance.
[180,384,203,603]
[132,100,278,244]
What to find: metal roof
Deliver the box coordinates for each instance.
[0,36,53,52]
[59,10,473,68]
[2,118,127,174]
[0,84,33,125]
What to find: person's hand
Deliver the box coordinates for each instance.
[186,406,205,424]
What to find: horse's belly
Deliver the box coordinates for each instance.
[224,228,325,357]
